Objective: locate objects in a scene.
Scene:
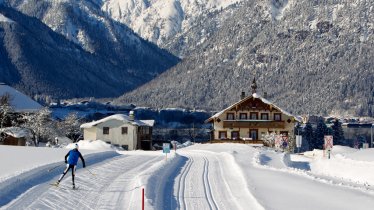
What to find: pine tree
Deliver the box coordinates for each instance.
[315,119,328,149]
[303,122,314,150]
[294,123,302,136]
[331,119,345,146]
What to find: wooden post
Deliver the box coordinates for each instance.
[142,188,145,210]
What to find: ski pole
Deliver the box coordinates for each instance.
[85,168,96,176]
[47,163,65,172]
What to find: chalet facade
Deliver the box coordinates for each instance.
[206,79,301,143]
[80,113,154,150]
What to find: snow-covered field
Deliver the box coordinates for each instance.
[1,142,374,209]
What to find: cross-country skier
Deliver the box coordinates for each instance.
[55,143,85,189]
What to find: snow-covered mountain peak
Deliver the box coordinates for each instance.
[102,0,243,45]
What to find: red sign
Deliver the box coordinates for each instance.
[324,135,333,149]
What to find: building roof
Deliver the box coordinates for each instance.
[80,114,155,129]
[0,127,31,138]
[0,83,43,112]
[206,93,301,123]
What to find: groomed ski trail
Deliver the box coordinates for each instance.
[3,154,163,210]
[172,150,264,210]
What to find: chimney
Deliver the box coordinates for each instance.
[263,92,267,98]
[241,91,246,100]
[129,111,134,121]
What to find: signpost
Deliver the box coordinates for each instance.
[163,143,170,160]
[296,135,302,153]
[275,135,282,150]
[281,135,288,151]
[324,135,333,159]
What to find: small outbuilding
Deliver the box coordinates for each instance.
[80,113,154,150]
[0,127,31,146]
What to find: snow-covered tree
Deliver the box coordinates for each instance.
[22,107,57,146]
[262,132,276,147]
[58,112,82,142]
[0,93,14,129]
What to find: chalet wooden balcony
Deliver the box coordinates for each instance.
[222,120,285,129]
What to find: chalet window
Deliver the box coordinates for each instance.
[274,113,282,121]
[122,127,128,134]
[261,113,269,120]
[239,113,247,119]
[231,131,239,140]
[219,131,227,139]
[103,127,109,135]
[227,113,235,120]
[250,112,258,120]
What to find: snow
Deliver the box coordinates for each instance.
[102,0,243,45]
[269,0,291,21]
[301,146,374,186]
[0,13,14,23]
[0,84,42,112]
[80,114,154,128]
[66,140,117,150]
[1,143,374,209]
[0,127,31,138]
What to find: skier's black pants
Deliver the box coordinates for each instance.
[58,164,76,184]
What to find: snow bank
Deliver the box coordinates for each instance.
[170,140,194,149]
[66,140,115,150]
[140,153,181,209]
[303,146,374,186]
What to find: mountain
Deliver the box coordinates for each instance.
[115,0,374,117]
[101,0,241,48]
[0,1,179,99]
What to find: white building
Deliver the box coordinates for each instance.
[80,113,155,150]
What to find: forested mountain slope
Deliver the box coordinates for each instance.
[116,0,374,116]
[0,1,178,99]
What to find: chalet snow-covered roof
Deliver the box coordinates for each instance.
[0,83,43,112]
[206,93,301,122]
[80,114,155,129]
[0,127,31,138]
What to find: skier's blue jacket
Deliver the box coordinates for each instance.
[65,149,85,167]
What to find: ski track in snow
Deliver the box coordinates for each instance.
[173,150,264,210]
[3,145,374,209]
[2,154,163,210]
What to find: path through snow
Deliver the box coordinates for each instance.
[3,154,163,210]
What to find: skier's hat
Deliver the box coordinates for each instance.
[74,143,79,149]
